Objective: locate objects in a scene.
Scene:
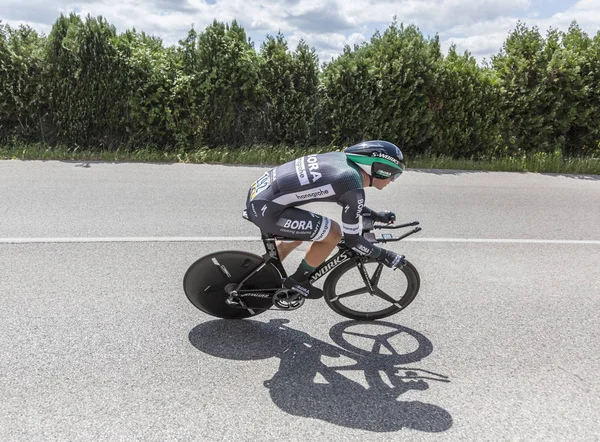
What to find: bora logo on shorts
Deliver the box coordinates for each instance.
[276,218,314,231]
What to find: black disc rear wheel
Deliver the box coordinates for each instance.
[323,258,420,320]
[183,251,282,319]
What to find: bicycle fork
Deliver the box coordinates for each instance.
[356,259,377,295]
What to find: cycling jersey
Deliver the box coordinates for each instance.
[245,152,383,257]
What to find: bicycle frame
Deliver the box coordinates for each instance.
[229,236,354,296]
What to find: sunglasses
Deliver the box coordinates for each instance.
[391,172,402,182]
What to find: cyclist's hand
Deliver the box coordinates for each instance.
[373,210,396,224]
[380,249,405,270]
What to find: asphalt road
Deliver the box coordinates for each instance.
[1,160,599,441]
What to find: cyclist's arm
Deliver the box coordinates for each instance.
[361,206,375,216]
[338,189,383,258]
[362,206,396,223]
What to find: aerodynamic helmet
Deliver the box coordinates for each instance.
[345,140,405,180]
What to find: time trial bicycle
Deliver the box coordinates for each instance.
[183,211,422,321]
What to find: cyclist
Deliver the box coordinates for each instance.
[245,140,406,299]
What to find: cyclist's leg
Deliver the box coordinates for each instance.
[246,200,338,298]
[275,221,341,271]
[276,240,303,261]
[246,200,334,245]
[275,226,342,262]
[304,221,342,267]
[282,217,341,298]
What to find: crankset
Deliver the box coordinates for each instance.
[272,288,305,311]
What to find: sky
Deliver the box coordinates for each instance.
[1,0,599,65]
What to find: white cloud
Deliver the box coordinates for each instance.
[0,18,52,36]
[440,0,600,61]
[441,32,510,61]
[339,0,530,29]
[287,31,368,63]
[347,32,367,46]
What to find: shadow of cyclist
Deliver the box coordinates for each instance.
[188,319,452,433]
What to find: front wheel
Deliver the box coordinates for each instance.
[323,257,420,320]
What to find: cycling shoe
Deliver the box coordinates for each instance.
[283,277,323,299]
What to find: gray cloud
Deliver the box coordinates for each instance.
[285,7,355,33]
[440,0,530,26]
[0,1,64,25]
[0,0,198,27]
[151,0,198,13]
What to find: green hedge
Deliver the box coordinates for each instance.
[1,15,599,159]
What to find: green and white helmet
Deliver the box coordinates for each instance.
[345,140,405,180]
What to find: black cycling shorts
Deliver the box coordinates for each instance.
[246,200,332,241]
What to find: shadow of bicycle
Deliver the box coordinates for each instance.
[188,318,452,433]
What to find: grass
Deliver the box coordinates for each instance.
[1,142,599,175]
[410,152,600,175]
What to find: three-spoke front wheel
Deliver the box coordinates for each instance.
[323,258,420,320]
